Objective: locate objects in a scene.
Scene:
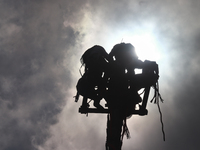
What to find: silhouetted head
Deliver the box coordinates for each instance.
[81,45,108,70]
[109,43,138,65]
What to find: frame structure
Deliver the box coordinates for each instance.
[78,86,150,116]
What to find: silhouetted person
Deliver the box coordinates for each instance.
[76,45,109,109]
[105,43,158,150]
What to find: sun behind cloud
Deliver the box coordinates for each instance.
[122,32,161,62]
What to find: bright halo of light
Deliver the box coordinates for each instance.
[122,33,161,62]
[119,32,161,74]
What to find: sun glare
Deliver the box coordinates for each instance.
[123,33,160,62]
[114,31,161,74]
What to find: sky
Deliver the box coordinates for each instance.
[0,0,200,150]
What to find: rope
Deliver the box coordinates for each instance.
[121,118,131,141]
[157,98,166,141]
[87,99,92,104]
[150,82,166,141]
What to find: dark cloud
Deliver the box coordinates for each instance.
[0,0,85,149]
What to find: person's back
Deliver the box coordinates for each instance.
[106,43,142,113]
[76,45,109,109]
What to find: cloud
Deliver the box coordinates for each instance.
[1,0,200,150]
[0,0,85,149]
[72,1,200,150]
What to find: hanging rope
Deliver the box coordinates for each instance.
[121,118,131,141]
[150,82,166,141]
[157,96,165,141]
